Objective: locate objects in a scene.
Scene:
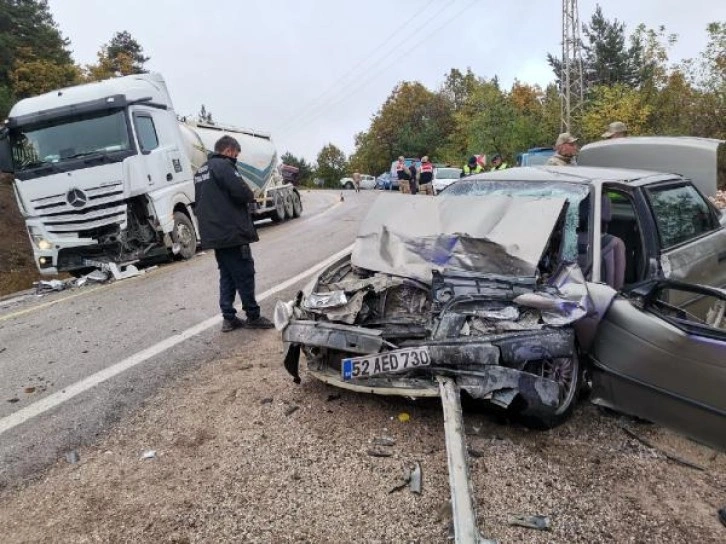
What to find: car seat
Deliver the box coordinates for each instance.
[577,196,626,290]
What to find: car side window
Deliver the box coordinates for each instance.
[649,284,726,337]
[133,114,159,153]
[647,183,717,249]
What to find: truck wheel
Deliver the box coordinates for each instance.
[272,192,286,222]
[291,191,302,217]
[172,211,197,260]
[283,192,294,219]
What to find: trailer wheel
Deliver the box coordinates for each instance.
[272,192,286,222]
[283,192,294,219]
[172,211,197,260]
[291,191,302,217]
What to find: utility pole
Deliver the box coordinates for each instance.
[561,0,585,132]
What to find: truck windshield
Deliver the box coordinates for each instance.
[10,110,131,171]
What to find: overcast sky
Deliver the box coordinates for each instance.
[48,0,723,164]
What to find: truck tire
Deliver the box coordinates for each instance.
[272,192,286,222]
[292,191,302,218]
[172,211,197,260]
[344,181,355,190]
[283,192,294,219]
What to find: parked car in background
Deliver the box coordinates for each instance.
[433,167,463,194]
[516,147,554,166]
[279,141,726,448]
[376,172,394,190]
[340,174,376,190]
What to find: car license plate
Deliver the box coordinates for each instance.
[341,346,431,381]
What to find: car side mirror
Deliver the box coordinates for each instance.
[0,127,14,173]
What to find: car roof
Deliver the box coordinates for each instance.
[465,165,680,187]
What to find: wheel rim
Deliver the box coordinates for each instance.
[541,356,577,414]
[176,222,193,248]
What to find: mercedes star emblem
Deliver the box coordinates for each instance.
[67,188,88,208]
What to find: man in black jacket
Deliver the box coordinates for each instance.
[194,135,274,331]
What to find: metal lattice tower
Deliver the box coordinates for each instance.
[561,0,585,132]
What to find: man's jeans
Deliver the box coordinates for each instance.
[214,245,260,320]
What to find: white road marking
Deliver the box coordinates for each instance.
[0,243,354,436]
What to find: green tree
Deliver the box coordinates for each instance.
[580,83,653,140]
[87,30,149,80]
[349,81,454,174]
[581,5,642,87]
[315,144,347,188]
[0,0,74,115]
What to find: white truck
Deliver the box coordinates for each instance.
[0,72,302,276]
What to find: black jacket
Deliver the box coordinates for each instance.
[194,154,258,249]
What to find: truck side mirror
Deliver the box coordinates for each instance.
[0,127,14,174]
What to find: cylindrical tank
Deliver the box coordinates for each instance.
[178,120,278,196]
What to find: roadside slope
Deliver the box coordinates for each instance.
[0,174,38,296]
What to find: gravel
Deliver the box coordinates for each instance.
[1,330,725,543]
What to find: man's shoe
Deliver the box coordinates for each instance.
[221,316,245,332]
[244,315,275,329]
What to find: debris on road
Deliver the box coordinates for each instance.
[284,405,299,416]
[409,462,422,494]
[508,514,552,531]
[397,412,410,423]
[7,397,19,403]
[64,450,80,465]
[34,280,67,293]
[260,397,273,405]
[141,450,157,460]
[367,449,393,458]
[23,386,36,394]
[373,437,396,447]
[325,393,341,402]
[718,507,726,528]
[621,426,707,471]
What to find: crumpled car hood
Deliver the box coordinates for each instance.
[352,193,567,284]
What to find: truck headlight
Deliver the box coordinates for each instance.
[28,227,52,250]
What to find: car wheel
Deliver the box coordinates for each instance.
[172,211,197,260]
[518,351,581,430]
[272,192,286,222]
[344,181,354,190]
[291,191,302,217]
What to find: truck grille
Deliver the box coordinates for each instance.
[30,182,127,235]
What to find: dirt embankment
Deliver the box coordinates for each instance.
[0,173,40,296]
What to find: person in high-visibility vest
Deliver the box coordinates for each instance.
[461,156,485,176]
[490,154,508,170]
[418,155,434,195]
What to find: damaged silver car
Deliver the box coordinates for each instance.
[279,156,726,447]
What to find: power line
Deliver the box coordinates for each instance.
[279,0,477,141]
[277,0,460,136]
[273,0,440,133]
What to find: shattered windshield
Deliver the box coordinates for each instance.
[443,179,590,260]
[10,110,132,172]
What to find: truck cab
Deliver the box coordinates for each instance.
[0,73,197,275]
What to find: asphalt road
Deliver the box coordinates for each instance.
[0,189,379,487]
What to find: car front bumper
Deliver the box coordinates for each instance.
[282,319,572,409]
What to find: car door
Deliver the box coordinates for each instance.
[589,280,726,450]
[644,181,726,289]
